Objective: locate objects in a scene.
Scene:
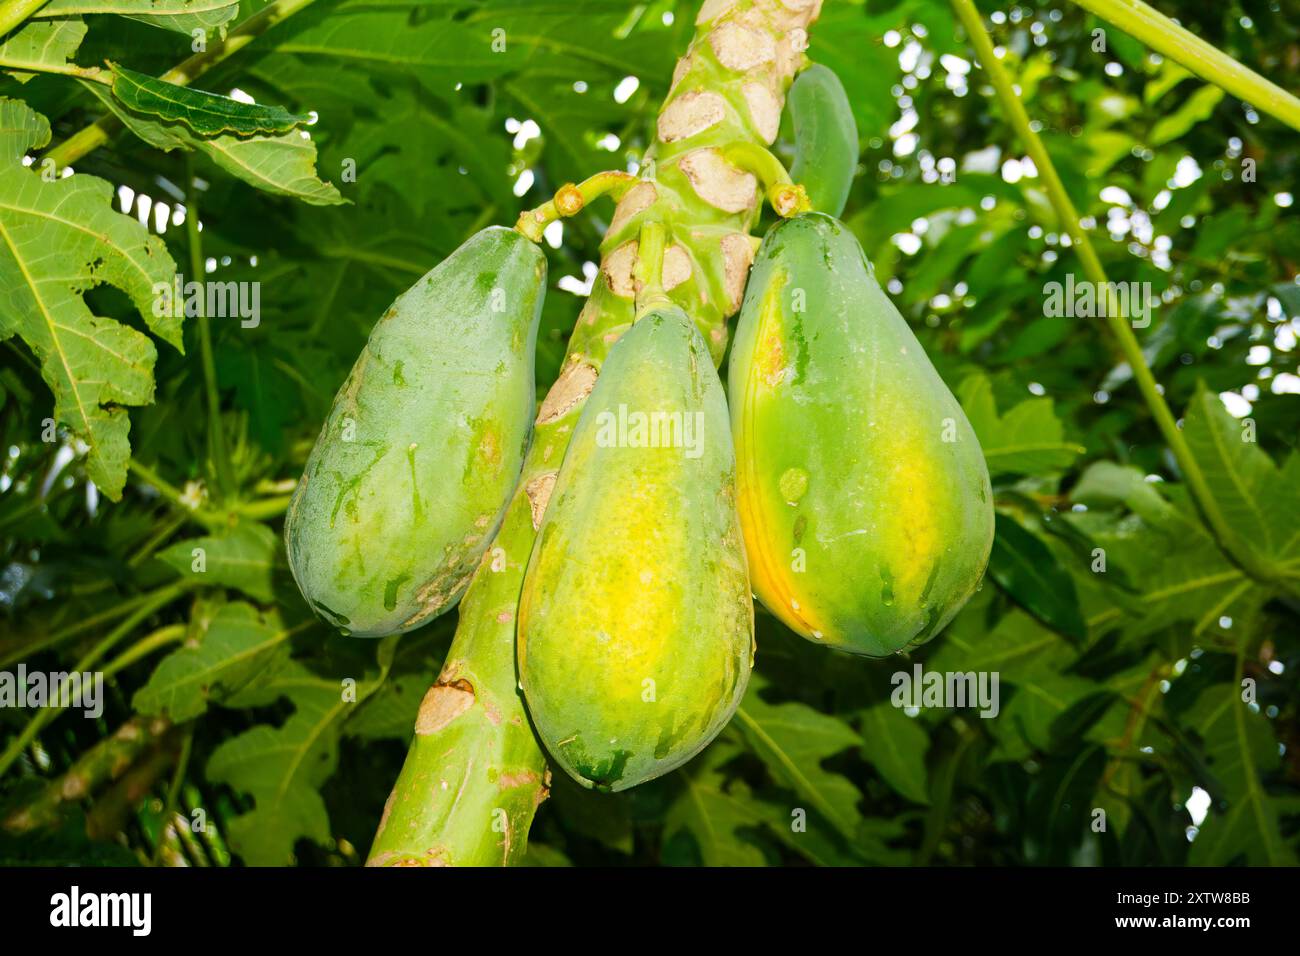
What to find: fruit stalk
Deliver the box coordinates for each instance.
[368,0,823,866]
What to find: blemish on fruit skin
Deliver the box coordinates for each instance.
[779,467,809,505]
[407,443,423,521]
[392,361,406,386]
[384,573,411,611]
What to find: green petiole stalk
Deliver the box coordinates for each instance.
[1068,0,1300,133]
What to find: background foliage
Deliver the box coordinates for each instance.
[1,0,1298,866]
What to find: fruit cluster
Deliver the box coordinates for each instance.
[285,0,993,864]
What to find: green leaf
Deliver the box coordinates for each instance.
[732,676,864,840]
[1187,680,1294,866]
[155,522,278,602]
[995,674,1109,759]
[1067,461,1266,642]
[109,64,309,137]
[859,703,930,804]
[205,661,350,866]
[928,608,1073,681]
[1149,84,1224,146]
[663,744,768,866]
[989,514,1087,640]
[0,98,180,499]
[0,20,86,84]
[1182,384,1299,567]
[959,374,1084,476]
[83,83,343,206]
[38,0,240,36]
[132,602,296,721]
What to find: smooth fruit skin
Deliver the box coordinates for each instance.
[787,64,859,219]
[518,306,753,791]
[285,226,546,637]
[728,213,993,657]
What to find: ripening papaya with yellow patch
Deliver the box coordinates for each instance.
[728,213,993,657]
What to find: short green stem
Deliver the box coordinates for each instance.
[951,0,1281,587]
[515,170,638,241]
[0,58,109,83]
[722,142,811,217]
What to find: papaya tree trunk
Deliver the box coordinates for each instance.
[367,0,824,867]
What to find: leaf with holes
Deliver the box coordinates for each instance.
[0,20,86,84]
[0,98,179,499]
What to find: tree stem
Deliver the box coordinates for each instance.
[950,0,1280,585]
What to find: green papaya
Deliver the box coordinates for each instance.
[728,213,993,658]
[285,226,546,637]
[518,305,753,791]
[787,64,858,218]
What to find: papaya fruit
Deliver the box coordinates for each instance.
[518,305,753,791]
[787,64,858,218]
[728,213,993,657]
[285,226,546,637]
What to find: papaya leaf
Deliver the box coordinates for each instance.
[0,97,180,500]
[37,0,240,36]
[1186,681,1294,866]
[0,20,86,84]
[927,608,1073,681]
[205,661,351,866]
[663,744,768,866]
[1149,84,1224,146]
[732,676,864,841]
[958,374,1085,477]
[83,82,343,205]
[1182,383,1299,567]
[1067,461,1270,642]
[109,63,310,137]
[155,521,279,602]
[994,674,1110,760]
[988,513,1087,640]
[858,702,930,805]
[132,602,297,721]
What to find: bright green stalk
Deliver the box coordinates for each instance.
[1069,0,1300,132]
[951,0,1283,587]
[0,0,50,39]
[0,582,183,670]
[0,591,183,778]
[185,158,236,501]
[368,0,824,867]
